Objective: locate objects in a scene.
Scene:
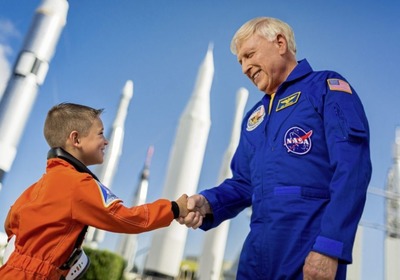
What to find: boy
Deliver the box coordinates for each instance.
[0,103,189,279]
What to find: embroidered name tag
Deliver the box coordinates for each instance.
[276,92,301,111]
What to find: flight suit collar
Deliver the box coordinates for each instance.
[285,59,313,83]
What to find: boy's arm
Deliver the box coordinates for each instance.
[72,178,188,234]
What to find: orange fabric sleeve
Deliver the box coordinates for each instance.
[69,173,175,233]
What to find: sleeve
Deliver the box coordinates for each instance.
[312,76,372,263]
[200,121,253,230]
[4,208,14,237]
[71,178,174,234]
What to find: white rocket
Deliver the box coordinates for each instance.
[85,80,134,248]
[116,146,154,274]
[0,0,68,189]
[197,87,249,280]
[385,128,400,280]
[143,45,214,278]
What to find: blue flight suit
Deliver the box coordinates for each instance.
[199,59,372,279]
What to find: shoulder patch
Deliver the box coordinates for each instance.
[247,105,265,131]
[95,181,121,207]
[276,91,301,111]
[327,79,352,94]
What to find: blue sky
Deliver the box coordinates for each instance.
[1,0,400,278]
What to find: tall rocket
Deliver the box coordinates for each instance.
[385,128,400,280]
[143,45,214,278]
[0,0,68,189]
[116,146,154,274]
[85,80,134,248]
[197,88,248,280]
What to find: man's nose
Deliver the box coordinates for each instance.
[241,61,251,75]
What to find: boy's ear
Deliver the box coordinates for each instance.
[69,131,80,146]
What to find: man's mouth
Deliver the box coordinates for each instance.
[252,70,261,83]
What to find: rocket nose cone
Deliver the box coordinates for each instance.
[123,80,134,99]
[38,0,69,19]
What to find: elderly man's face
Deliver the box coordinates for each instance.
[236,33,287,95]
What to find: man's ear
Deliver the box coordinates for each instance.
[276,34,288,55]
[69,131,80,146]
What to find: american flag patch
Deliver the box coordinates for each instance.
[327,79,352,94]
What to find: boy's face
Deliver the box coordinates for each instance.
[78,117,108,166]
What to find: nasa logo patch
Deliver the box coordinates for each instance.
[247,105,265,131]
[284,127,313,155]
[96,181,121,207]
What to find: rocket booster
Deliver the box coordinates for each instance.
[386,128,400,238]
[197,87,249,280]
[144,45,214,278]
[0,0,68,187]
[133,145,153,206]
[95,80,133,187]
[85,80,133,247]
[116,146,154,274]
[215,88,248,181]
[384,128,400,279]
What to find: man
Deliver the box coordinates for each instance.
[179,17,372,279]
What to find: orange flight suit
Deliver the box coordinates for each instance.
[0,158,175,279]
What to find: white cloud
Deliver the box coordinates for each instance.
[0,19,20,42]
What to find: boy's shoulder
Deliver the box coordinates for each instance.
[47,158,94,182]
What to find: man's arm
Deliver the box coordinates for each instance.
[311,76,372,262]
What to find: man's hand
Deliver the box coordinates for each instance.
[303,251,338,280]
[177,194,211,229]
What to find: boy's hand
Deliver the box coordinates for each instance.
[177,194,211,229]
[175,194,189,217]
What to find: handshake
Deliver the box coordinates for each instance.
[174,194,211,229]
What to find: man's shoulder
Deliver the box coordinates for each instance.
[308,69,344,81]
[298,69,349,96]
